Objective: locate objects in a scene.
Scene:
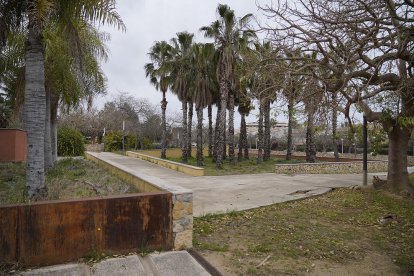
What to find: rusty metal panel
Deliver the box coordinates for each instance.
[0,192,173,267]
[102,193,173,252]
[0,205,19,263]
[18,199,97,265]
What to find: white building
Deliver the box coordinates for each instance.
[243,122,289,139]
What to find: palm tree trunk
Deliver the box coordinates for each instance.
[222,113,227,160]
[242,113,249,159]
[228,92,235,164]
[213,103,221,162]
[181,100,188,163]
[24,25,47,200]
[50,93,59,164]
[238,113,245,161]
[216,68,228,168]
[44,87,52,170]
[208,104,213,158]
[187,101,193,158]
[286,96,294,160]
[257,99,264,164]
[196,106,204,166]
[161,91,168,159]
[332,93,339,161]
[264,99,271,161]
[306,112,316,163]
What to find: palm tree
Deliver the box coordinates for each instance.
[145,40,173,159]
[170,31,194,163]
[201,4,254,168]
[303,79,323,163]
[47,20,109,165]
[191,43,216,166]
[4,0,125,200]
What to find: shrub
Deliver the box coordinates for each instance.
[104,131,136,151]
[142,137,153,150]
[57,128,85,156]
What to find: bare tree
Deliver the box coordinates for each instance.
[258,0,414,196]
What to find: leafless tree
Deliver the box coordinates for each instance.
[258,0,414,196]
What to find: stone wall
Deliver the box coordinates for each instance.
[86,152,193,250]
[172,193,193,249]
[275,160,388,174]
[126,151,204,176]
[85,143,104,152]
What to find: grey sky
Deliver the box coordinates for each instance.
[97,0,264,124]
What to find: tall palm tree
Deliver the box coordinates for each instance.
[145,40,173,159]
[200,4,254,168]
[8,0,125,200]
[170,31,194,163]
[191,43,216,166]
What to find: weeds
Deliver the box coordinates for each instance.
[194,188,414,275]
[0,158,138,205]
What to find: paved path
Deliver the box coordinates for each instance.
[91,152,378,216]
[21,251,210,276]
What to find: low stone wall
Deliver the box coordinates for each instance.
[0,193,172,267]
[275,160,388,174]
[269,150,414,165]
[86,152,193,250]
[85,143,104,152]
[126,151,204,176]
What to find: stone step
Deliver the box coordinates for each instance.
[18,251,212,276]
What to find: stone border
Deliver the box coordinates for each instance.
[126,151,204,176]
[275,160,388,174]
[86,152,193,249]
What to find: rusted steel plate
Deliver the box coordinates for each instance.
[0,205,19,262]
[0,192,173,267]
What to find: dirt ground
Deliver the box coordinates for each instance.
[193,188,414,275]
[200,251,400,276]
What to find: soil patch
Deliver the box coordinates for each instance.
[194,188,414,275]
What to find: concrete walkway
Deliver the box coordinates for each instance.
[21,251,210,276]
[92,152,376,216]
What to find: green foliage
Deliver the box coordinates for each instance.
[142,137,154,150]
[57,128,85,156]
[103,131,136,151]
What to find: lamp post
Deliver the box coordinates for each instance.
[341,138,344,154]
[363,115,368,186]
[122,120,125,151]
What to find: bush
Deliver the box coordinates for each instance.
[142,137,153,150]
[57,128,85,156]
[104,131,136,151]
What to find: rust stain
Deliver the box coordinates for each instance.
[0,192,173,267]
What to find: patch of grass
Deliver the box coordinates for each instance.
[193,240,229,252]
[136,148,304,176]
[0,162,27,204]
[0,158,139,205]
[194,188,414,275]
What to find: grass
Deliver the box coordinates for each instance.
[0,158,139,205]
[194,188,414,275]
[136,148,303,176]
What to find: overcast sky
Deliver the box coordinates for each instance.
[97,0,268,125]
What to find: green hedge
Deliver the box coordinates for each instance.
[103,131,136,151]
[57,128,85,156]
